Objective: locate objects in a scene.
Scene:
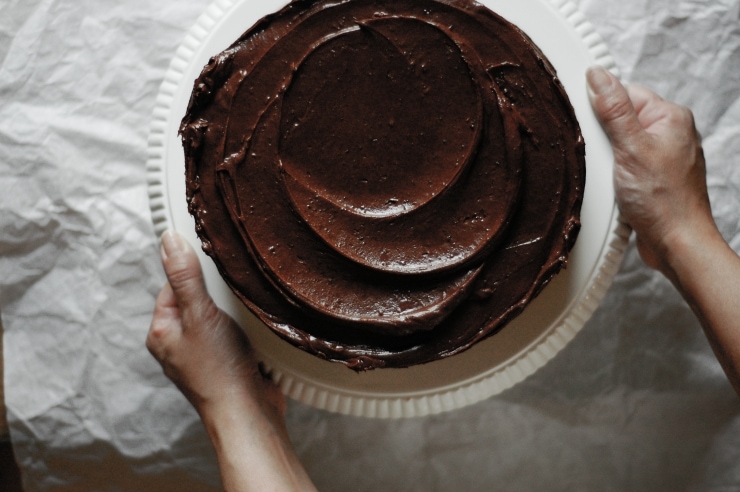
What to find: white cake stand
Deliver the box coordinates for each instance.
[147,0,629,418]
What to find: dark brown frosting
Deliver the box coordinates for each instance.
[180,0,585,370]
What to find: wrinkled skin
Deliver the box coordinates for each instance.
[588,66,740,395]
[147,230,316,492]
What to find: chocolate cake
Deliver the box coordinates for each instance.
[180,0,585,370]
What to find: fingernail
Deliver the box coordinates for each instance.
[161,230,186,261]
[587,66,614,95]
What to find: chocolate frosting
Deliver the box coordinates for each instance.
[180,0,585,370]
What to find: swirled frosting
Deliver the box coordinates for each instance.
[180,0,585,370]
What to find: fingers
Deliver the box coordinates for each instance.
[147,283,179,360]
[160,230,217,324]
[587,66,646,145]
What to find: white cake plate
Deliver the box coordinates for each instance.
[147,0,629,418]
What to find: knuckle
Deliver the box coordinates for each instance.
[145,334,159,358]
[679,105,695,124]
[166,262,199,288]
[667,103,696,129]
[600,92,633,121]
[146,321,170,353]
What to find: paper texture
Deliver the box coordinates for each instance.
[1,0,739,490]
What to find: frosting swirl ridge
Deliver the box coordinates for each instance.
[181,0,585,370]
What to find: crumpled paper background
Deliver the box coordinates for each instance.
[1,0,739,490]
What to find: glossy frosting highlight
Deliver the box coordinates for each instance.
[181,0,585,370]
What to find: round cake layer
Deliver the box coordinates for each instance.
[180,0,585,370]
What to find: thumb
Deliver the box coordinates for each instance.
[587,66,645,145]
[160,230,212,318]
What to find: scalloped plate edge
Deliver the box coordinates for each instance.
[146,0,629,419]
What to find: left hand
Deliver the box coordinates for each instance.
[146,230,285,422]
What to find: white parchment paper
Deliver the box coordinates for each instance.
[1,0,739,490]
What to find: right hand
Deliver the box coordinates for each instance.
[586,66,712,273]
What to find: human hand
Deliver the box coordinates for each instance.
[147,230,316,491]
[586,66,714,274]
[147,230,285,421]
